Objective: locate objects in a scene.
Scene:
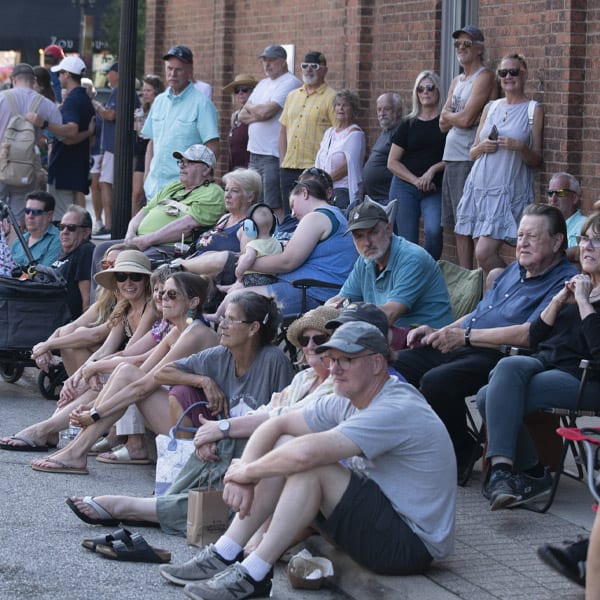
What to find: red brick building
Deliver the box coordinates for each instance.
[145,0,599,257]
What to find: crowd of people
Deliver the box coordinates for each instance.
[0,26,599,600]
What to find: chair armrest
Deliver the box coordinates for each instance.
[500,345,533,356]
[292,278,341,291]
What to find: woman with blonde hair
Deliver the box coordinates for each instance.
[388,70,447,259]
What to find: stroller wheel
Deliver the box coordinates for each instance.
[37,363,67,400]
[0,363,25,384]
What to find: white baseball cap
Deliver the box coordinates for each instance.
[51,56,87,76]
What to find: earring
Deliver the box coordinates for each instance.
[186,309,194,325]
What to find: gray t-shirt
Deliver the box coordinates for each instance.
[362,127,396,202]
[174,345,294,409]
[303,376,456,558]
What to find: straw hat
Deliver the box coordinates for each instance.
[94,250,152,290]
[286,305,340,349]
[222,73,258,94]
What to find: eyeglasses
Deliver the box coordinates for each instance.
[577,235,600,249]
[297,333,329,347]
[57,223,85,232]
[417,83,436,94]
[234,86,252,94]
[177,159,203,168]
[454,39,474,49]
[300,167,333,188]
[24,208,47,216]
[320,353,376,370]
[115,272,146,283]
[100,260,115,270]
[158,289,180,300]
[219,315,253,326]
[301,63,321,70]
[498,68,523,78]
[546,189,573,198]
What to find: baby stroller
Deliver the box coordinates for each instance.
[0,201,70,399]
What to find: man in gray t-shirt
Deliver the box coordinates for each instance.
[160,322,456,598]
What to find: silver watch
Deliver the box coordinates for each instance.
[218,420,230,438]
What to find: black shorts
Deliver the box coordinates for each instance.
[315,471,433,575]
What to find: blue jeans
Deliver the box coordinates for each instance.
[389,177,442,259]
[477,355,600,471]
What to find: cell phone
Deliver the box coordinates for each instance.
[488,125,498,141]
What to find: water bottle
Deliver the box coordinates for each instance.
[59,425,81,447]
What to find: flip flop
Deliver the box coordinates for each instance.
[66,496,120,526]
[31,457,88,475]
[95,446,152,465]
[96,531,171,563]
[0,435,57,452]
[82,527,132,552]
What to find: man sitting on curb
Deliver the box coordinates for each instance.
[160,321,456,599]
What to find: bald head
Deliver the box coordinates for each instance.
[376,92,402,131]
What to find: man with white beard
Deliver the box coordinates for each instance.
[278,51,336,215]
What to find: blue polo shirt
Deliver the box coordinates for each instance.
[461,256,578,330]
[340,235,454,328]
[10,224,61,267]
[48,86,95,192]
[142,82,219,199]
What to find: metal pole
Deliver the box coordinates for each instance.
[112,0,138,239]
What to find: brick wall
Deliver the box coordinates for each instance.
[145,0,598,264]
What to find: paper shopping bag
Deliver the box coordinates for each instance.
[186,488,229,547]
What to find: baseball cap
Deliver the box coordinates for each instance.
[50,56,87,75]
[11,63,34,78]
[345,201,388,233]
[452,26,484,42]
[326,303,388,337]
[316,321,390,358]
[303,51,327,65]
[173,144,216,168]
[163,45,194,64]
[44,45,65,61]
[259,45,287,60]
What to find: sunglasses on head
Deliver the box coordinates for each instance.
[297,333,329,347]
[417,83,436,94]
[24,208,47,216]
[498,68,523,78]
[57,223,85,232]
[115,272,145,283]
[300,167,333,188]
[546,189,573,198]
[301,62,321,70]
[454,39,474,49]
[234,86,251,94]
[158,289,179,300]
[101,260,115,270]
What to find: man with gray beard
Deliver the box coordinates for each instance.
[278,51,336,215]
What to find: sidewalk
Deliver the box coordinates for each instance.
[0,373,592,599]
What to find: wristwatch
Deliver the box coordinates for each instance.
[90,409,101,422]
[464,326,472,348]
[218,420,230,438]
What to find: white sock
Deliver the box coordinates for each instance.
[213,535,243,561]
[241,552,272,582]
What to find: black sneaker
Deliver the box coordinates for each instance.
[488,469,517,510]
[505,469,553,508]
[537,538,587,587]
[183,563,272,600]
[159,544,243,586]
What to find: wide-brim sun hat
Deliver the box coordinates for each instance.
[223,73,258,94]
[286,305,340,349]
[94,249,152,291]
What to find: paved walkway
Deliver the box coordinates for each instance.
[0,373,593,599]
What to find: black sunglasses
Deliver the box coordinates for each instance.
[115,272,146,283]
[24,208,47,216]
[57,223,86,232]
[297,333,329,347]
[234,86,252,94]
[498,68,522,78]
[158,289,179,300]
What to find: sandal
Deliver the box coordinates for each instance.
[82,527,132,552]
[95,446,152,465]
[95,531,171,563]
[88,438,115,456]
